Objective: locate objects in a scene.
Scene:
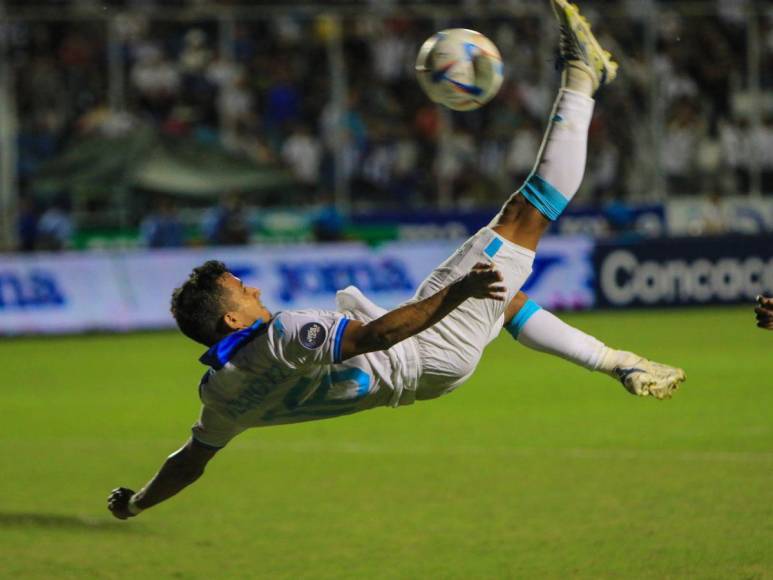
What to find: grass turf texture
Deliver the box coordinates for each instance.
[1,306,771,579]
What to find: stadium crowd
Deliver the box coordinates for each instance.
[7,0,773,250]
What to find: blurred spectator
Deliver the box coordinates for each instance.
[17,113,60,181]
[586,125,621,202]
[695,192,728,235]
[264,65,301,147]
[16,197,39,253]
[131,45,180,121]
[506,119,541,186]
[662,99,705,194]
[752,115,773,192]
[281,124,322,186]
[719,117,752,192]
[696,125,723,194]
[320,90,368,183]
[202,193,250,246]
[438,127,475,182]
[140,198,186,248]
[371,20,413,83]
[179,29,218,129]
[180,29,212,75]
[37,197,74,251]
[312,200,346,243]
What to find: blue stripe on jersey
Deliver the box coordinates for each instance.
[519,173,568,221]
[505,299,542,340]
[332,367,371,398]
[333,318,351,363]
[484,237,503,260]
[318,368,371,399]
[199,318,265,370]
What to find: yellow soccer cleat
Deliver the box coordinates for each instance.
[551,0,618,93]
[609,351,687,400]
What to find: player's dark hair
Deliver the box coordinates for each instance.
[171,260,233,347]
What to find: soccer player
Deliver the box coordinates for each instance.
[108,0,686,520]
[755,295,773,330]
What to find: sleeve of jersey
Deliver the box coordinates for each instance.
[271,310,351,368]
[191,406,245,450]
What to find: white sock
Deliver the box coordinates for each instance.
[518,89,595,220]
[508,305,608,371]
[562,65,595,98]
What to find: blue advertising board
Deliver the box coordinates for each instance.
[593,234,773,308]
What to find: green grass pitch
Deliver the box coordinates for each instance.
[1,306,771,579]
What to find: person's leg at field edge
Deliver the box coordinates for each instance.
[490,0,618,252]
[503,291,687,400]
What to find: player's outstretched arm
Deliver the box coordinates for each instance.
[107,438,218,520]
[339,263,505,360]
[755,295,773,330]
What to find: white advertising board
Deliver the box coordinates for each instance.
[0,236,594,335]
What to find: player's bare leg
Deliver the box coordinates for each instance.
[504,292,687,400]
[491,0,618,251]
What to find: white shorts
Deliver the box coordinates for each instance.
[411,228,535,399]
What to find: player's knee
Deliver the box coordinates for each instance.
[491,195,550,248]
[505,292,529,323]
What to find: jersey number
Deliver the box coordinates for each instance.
[263,368,371,422]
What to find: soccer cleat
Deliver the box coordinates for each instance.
[609,351,687,400]
[551,0,618,93]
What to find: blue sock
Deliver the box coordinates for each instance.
[518,174,569,222]
[505,299,543,340]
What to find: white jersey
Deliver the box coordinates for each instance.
[191,288,422,449]
[192,228,535,449]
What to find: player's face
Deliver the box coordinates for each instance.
[219,273,272,331]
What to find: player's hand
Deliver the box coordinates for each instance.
[755,295,773,330]
[461,263,506,301]
[107,487,138,520]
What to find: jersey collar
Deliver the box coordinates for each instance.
[199,319,266,370]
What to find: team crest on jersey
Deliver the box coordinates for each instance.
[300,322,327,349]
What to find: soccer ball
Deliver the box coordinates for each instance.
[415,28,504,112]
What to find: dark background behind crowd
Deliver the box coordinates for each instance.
[4,0,773,250]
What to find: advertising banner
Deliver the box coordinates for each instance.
[521,236,595,310]
[0,236,595,335]
[0,253,128,334]
[594,235,773,308]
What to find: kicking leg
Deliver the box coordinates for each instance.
[413,3,620,398]
[504,292,687,400]
[492,0,618,251]
[492,6,686,398]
